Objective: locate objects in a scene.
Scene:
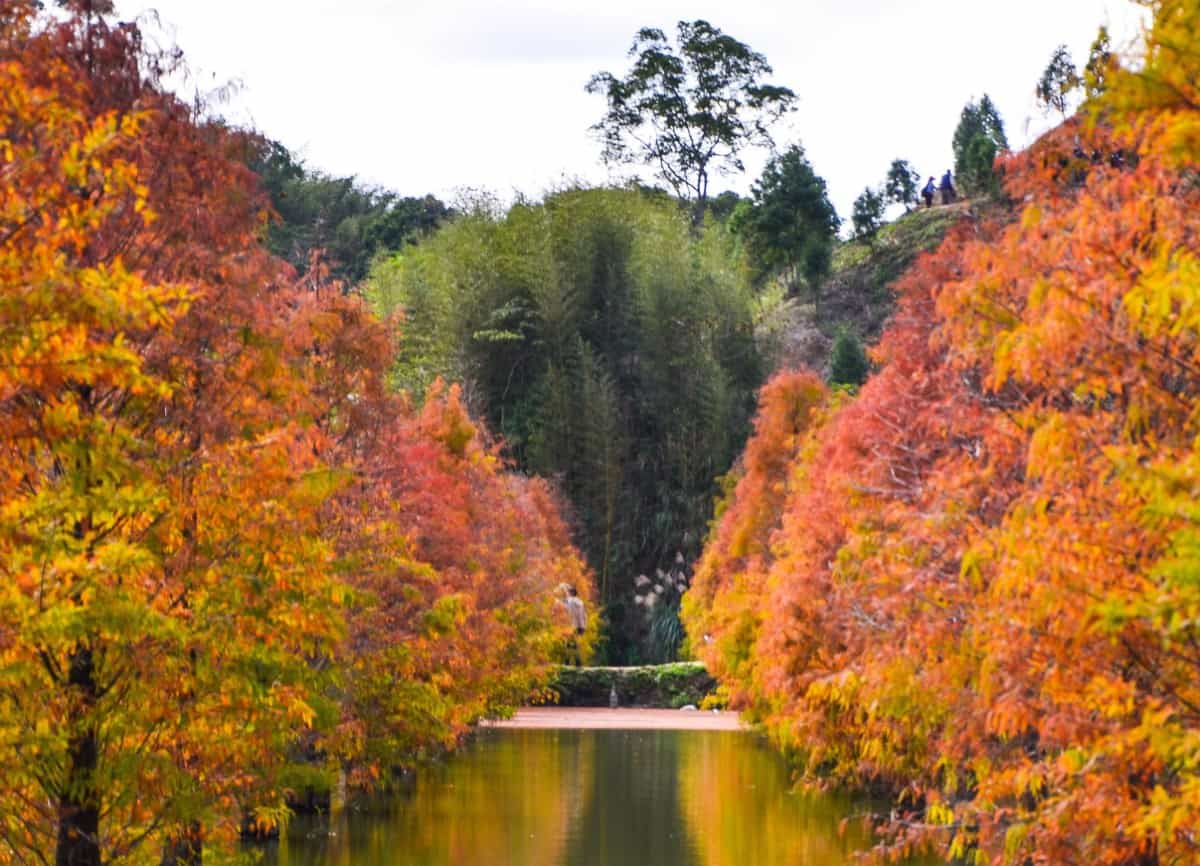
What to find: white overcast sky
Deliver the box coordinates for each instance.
[116,0,1147,220]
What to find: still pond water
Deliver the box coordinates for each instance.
[262,728,884,866]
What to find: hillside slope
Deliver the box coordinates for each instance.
[758,202,969,375]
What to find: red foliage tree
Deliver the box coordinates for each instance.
[686,4,1200,862]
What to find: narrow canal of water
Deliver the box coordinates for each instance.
[262,728,882,866]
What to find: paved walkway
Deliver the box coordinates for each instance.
[484,707,743,731]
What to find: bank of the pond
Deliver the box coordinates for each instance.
[547,661,717,708]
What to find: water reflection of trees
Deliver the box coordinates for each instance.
[269,729,889,866]
[564,731,697,866]
[275,730,595,866]
[677,732,876,866]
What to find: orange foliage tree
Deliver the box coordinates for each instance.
[0,3,591,865]
[296,289,593,785]
[684,2,1200,863]
[0,4,348,863]
[682,370,828,703]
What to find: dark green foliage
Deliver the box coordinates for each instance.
[884,158,920,211]
[733,144,840,296]
[978,94,1008,149]
[1037,45,1080,118]
[586,20,796,222]
[369,188,762,663]
[850,187,885,241]
[829,328,869,387]
[707,190,748,222]
[245,137,450,284]
[647,604,686,663]
[964,135,998,194]
[952,95,1008,197]
[549,662,716,708]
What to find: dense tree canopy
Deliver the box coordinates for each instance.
[0,4,590,864]
[13,0,1200,862]
[684,3,1200,862]
[368,187,762,662]
[586,20,796,223]
[850,186,885,240]
[827,328,869,387]
[245,137,451,284]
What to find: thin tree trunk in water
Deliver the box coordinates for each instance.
[160,823,203,866]
[330,768,348,816]
[55,646,100,866]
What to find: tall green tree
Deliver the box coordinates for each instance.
[1036,44,1080,118]
[952,94,1008,197]
[884,158,920,211]
[733,144,840,297]
[586,20,796,223]
[851,187,885,240]
[828,328,869,387]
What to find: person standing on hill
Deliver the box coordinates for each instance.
[563,585,587,666]
[939,170,957,203]
[922,176,936,208]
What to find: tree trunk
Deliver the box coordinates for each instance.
[330,768,348,817]
[690,167,709,228]
[55,646,100,866]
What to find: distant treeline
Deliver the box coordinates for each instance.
[244,137,451,284]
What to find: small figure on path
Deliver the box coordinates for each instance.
[562,585,587,666]
[921,176,936,208]
[939,169,957,204]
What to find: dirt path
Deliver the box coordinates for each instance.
[484,707,743,731]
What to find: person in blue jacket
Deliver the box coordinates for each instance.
[939,170,957,203]
[922,176,936,207]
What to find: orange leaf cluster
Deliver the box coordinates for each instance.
[684,4,1200,863]
[0,3,590,864]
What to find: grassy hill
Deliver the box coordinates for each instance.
[756,202,970,376]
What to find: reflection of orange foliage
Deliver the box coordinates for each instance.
[685,4,1200,863]
[282,732,595,866]
[280,730,889,866]
[677,732,875,866]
